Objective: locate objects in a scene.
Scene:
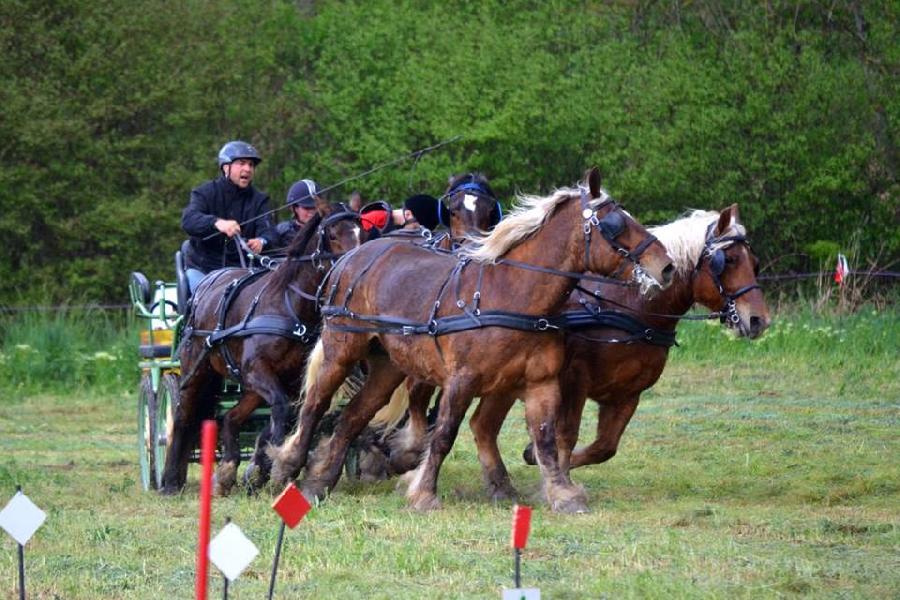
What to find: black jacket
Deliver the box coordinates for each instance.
[181,176,276,272]
[274,219,303,249]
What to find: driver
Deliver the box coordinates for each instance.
[181,141,277,290]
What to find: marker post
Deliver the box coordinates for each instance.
[196,420,218,600]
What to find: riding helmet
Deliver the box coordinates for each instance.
[287,179,320,209]
[217,141,262,167]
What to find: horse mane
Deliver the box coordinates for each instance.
[650,210,746,276]
[459,186,604,263]
[267,212,324,291]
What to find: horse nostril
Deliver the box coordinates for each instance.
[749,316,767,337]
[661,263,674,284]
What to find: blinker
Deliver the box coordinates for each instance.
[709,249,726,275]
[597,210,626,238]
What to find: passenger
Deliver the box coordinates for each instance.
[181,141,277,291]
[274,179,322,249]
[348,190,363,212]
[359,194,441,237]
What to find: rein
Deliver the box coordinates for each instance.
[319,192,662,338]
[181,208,360,384]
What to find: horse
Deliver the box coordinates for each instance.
[467,204,770,500]
[331,172,504,478]
[521,204,770,468]
[270,167,675,513]
[159,197,363,495]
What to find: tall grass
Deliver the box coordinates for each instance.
[0,309,135,396]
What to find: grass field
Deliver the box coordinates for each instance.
[0,309,897,598]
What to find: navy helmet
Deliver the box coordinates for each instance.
[217,140,262,167]
[287,179,320,208]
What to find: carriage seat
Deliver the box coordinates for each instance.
[130,271,178,359]
[175,240,191,315]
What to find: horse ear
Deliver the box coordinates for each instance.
[715,204,736,236]
[584,167,602,199]
[315,194,330,216]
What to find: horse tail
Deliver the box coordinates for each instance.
[300,339,326,408]
[370,380,410,436]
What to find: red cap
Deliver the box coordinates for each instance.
[361,209,389,231]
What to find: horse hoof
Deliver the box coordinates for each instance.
[409,493,441,512]
[522,443,536,466]
[159,485,180,496]
[301,480,329,503]
[243,463,270,492]
[552,497,590,514]
[488,484,518,502]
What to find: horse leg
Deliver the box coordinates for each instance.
[303,355,407,501]
[240,365,293,490]
[270,343,358,488]
[523,380,588,514]
[388,379,436,474]
[406,380,475,512]
[522,375,588,468]
[160,367,218,495]
[570,394,640,469]
[469,393,518,501]
[215,392,260,496]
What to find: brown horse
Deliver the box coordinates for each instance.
[160,198,362,495]
[271,168,674,513]
[466,205,771,500]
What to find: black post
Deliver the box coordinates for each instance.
[222,516,231,600]
[268,521,286,600]
[16,485,24,600]
[514,548,521,588]
[18,543,25,600]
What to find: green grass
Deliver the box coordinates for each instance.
[0,309,897,598]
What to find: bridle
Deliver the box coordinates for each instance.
[308,206,362,271]
[697,221,761,326]
[441,180,503,229]
[578,187,659,280]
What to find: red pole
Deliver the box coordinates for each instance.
[196,419,217,600]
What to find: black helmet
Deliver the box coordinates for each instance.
[217,141,262,167]
[403,194,441,231]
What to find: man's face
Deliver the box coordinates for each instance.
[224,158,256,188]
[293,205,317,225]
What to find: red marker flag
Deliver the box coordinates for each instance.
[272,483,312,529]
[510,505,532,550]
[834,253,849,286]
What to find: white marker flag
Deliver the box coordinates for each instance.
[0,491,47,545]
[208,522,259,581]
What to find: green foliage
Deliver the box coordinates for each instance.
[805,240,841,267]
[0,309,134,394]
[1,0,897,303]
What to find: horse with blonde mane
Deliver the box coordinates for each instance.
[368,204,770,501]
[271,168,674,513]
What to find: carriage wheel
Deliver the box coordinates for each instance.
[154,373,180,489]
[137,374,157,491]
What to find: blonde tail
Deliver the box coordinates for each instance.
[370,379,411,436]
[299,339,325,408]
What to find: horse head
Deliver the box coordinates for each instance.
[303,196,363,263]
[581,167,674,293]
[694,204,770,338]
[443,173,503,239]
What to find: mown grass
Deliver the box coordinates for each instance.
[0,307,897,598]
